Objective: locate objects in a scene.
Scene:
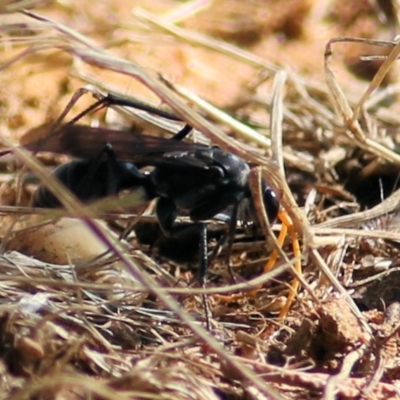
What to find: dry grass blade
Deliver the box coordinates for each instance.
[159,77,272,148]
[323,345,369,400]
[351,39,400,121]
[0,0,49,13]
[325,37,400,165]
[269,70,287,175]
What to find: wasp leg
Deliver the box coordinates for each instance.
[156,197,208,281]
[171,124,193,141]
[270,209,301,320]
[73,143,146,198]
[32,144,150,208]
[221,204,239,282]
[156,196,211,326]
[76,144,118,196]
[104,93,184,121]
[213,209,301,320]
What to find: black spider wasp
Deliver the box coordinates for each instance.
[22,93,280,285]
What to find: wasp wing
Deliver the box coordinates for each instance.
[21,124,217,170]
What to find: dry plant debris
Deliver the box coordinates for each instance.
[1,0,400,399]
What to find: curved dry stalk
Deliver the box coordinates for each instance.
[269,70,287,176]
[325,37,400,165]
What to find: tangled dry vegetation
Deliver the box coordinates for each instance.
[2,0,400,399]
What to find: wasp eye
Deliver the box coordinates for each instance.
[263,187,279,222]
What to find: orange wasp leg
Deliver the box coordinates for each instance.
[214,208,301,319]
[270,209,301,319]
